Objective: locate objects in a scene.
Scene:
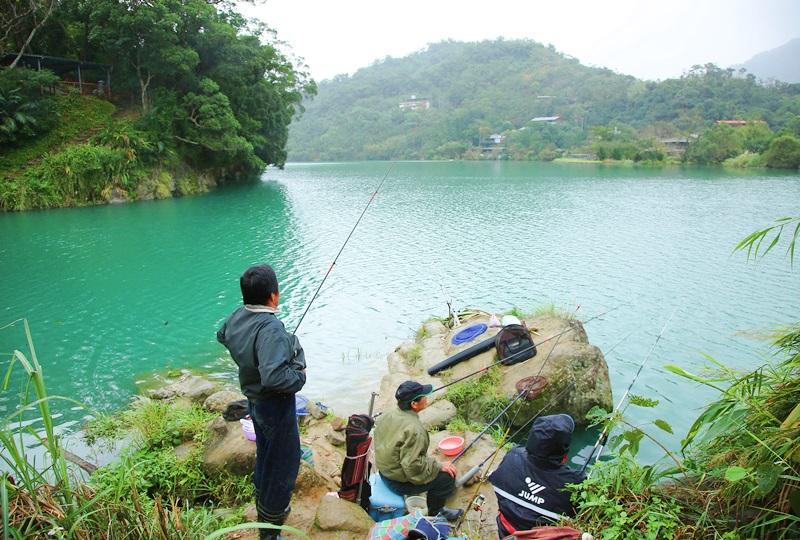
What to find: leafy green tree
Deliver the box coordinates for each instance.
[0,68,57,144]
[763,135,800,169]
[685,125,744,164]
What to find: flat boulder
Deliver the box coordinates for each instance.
[315,496,374,533]
[148,374,220,404]
[202,417,255,476]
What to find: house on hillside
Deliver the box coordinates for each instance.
[658,137,691,156]
[399,95,431,111]
[715,119,767,127]
[489,133,505,145]
[1,53,112,98]
[531,115,561,124]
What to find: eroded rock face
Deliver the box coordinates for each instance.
[315,496,374,533]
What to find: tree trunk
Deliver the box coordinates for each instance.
[8,0,55,68]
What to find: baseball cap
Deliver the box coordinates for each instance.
[395,380,433,405]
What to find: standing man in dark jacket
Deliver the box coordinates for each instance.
[488,414,586,537]
[217,265,306,540]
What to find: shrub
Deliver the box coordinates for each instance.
[0,68,58,144]
[763,134,800,169]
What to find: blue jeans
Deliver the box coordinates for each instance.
[249,396,300,523]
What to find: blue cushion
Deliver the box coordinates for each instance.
[368,473,406,521]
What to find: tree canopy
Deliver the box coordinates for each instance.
[3,0,315,175]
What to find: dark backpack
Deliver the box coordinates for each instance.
[495,323,536,365]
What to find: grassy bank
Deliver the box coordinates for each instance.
[0,93,217,211]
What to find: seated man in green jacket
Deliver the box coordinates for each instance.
[374,380,463,521]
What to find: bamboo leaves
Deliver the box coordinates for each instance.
[734,215,800,266]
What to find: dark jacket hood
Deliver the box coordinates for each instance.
[525,414,575,467]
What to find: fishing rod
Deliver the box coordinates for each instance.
[292,164,394,335]
[579,311,675,474]
[450,305,581,464]
[432,304,622,394]
[453,327,635,488]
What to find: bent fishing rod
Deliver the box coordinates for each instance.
[292,164,394,335]
[450,305,581,463]
[432,304,622,394]
[578,311,675,474]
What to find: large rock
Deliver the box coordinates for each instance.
[377,312,612,427]
[202,417,255,476]
[148,374,220,404]
[315,496,374,533]
[202,390,246,413]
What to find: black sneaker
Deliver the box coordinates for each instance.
[436,507,464,522]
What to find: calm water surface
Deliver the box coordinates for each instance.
[1,161,797,463]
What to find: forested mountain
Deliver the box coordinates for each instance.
[288,39,800,162]
[737,38,800,84]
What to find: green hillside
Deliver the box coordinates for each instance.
[288,39,800,163]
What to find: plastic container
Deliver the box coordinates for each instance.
[438,435,465,456]
[405,495,428,516]
[300,444,314,465]
[295,394,309,416]
[240,416,256,441]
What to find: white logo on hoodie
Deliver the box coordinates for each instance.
[517,476,546,505]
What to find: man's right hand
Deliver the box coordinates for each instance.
[441,461,458,478]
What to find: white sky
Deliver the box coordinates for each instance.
[238,0,800,82]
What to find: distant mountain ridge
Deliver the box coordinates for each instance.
[736,38,800,83]
[288,38,800,162]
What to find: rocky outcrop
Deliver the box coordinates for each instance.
[147,373,220,404]
[376,311,612,425]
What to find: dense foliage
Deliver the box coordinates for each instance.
[1,0,315,210]
[288,39,800,166]
[0,68,57,143]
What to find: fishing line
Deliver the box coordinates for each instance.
[292,163,394,335]
[579,310,675,474]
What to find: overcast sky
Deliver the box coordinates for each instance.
[238,0,800,82]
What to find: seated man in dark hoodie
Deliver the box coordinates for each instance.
[488,414,586,537]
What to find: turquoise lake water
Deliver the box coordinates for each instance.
[1,161,797,463]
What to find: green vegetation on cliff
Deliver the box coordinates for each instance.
[288,39,800,167]
[0,0,315,211]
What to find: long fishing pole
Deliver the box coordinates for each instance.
[579,311,675,474]
[451,305,581,463]
[453,327,634,488]
[292,164,394,335]
[432,304,622,394]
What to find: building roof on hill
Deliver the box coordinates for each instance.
[1,53,111,74]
